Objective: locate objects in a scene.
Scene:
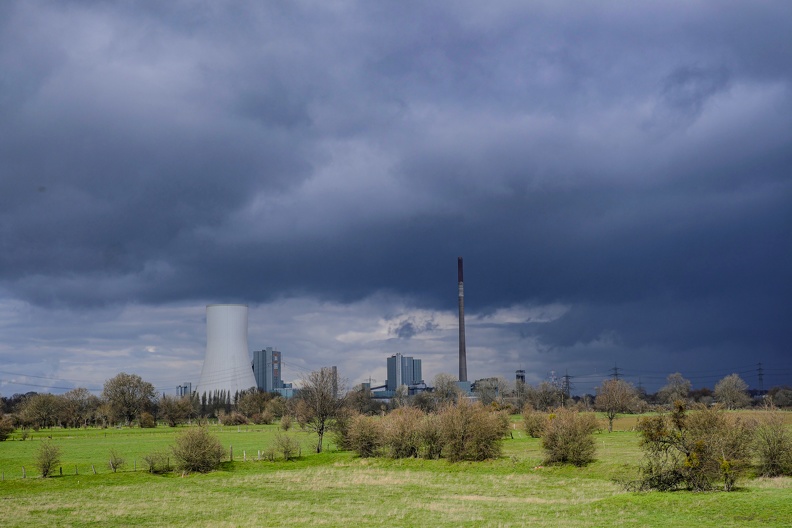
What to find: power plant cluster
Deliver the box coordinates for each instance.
[186,258,508,401]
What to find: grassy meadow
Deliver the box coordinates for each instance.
[1,414,791,527]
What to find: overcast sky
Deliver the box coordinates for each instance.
[1,1,790,397]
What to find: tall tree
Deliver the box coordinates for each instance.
[20,393,62,429]
[714,373,751,410]
[60,388,99,428]
[102,373,156,425]
[474,377,509,406]
[432,373,461,405]
[295,368,345,453]
[658,372,692,405]
[595,379,638,432]
[158,395,194,427]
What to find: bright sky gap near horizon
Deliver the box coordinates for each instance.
[0,1,790,397]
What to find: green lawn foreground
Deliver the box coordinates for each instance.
[0,421,790,527]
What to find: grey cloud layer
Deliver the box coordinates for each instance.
[1,1,790,391]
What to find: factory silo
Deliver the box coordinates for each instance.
[195,304,257,397]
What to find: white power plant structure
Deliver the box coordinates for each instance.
[195,304,257,397]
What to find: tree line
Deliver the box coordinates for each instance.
[1,369,790,443]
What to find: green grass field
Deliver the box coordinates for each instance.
[1,416,791,527]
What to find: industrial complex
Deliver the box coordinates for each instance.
[192,258,510,401]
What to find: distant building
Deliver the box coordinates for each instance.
[516,370,526,384]
[386,353,423,391]
[177,382,192,397]
[252,347,283,393]
[195,304,257,397]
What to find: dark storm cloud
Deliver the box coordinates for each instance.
[1,1,791,391]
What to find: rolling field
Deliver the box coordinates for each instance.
[1,416,791,527]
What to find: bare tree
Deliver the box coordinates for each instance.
[432,373,461,405]
[474,377,508,406]
[657,372,692,406]
[526,381,564,411]
[158,395,194,427]
[102,373,156,425]
[295,368,345,453]
[19,393,62,429]
[714,373,751,410]
[595,379,638,432]
[60,388,100,428]
[237,390,271,418]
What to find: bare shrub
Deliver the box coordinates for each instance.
[330,406,356,451]
[634,403,753,491]
[522,406,547,438]
[438,399,509,462]
[143,451,170,474]
[262,445,277,462]
[347,413,382,458]
[280,414,293,431]
[219,411,249,426]
[171,427,225,473]
[541,408,598,466]
[753,409,792,477]
[108,449,125,472]
[138,412,156,428]
[382,407,423,458]
[420,413,443,460]
[273,433,301,461]
[36,440,62,478]
[0,415,14,441]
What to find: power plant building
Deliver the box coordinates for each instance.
[386,353,423,391]
[253,347,283,393]
[195,304,257,397]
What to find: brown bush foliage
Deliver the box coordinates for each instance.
[634,403,753,491]
[753,409,792,477]
[347,413,382,458]
[0,415,14,441]
[522,406,547,438]
[541,408,598,466]
[381,407,423,458]
[438,399,509,462]
[171,427,225,473]
[36,440,62,478]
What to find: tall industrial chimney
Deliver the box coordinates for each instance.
[458,257,467,382]
[195,304,257,397]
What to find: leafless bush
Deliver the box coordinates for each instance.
[438,399,509,462]
[138,412,156,428]
[171,427,225,473]
[274,433,301,461]
[753,409,792,477]
[330,406,356,451]
[261,445,277,462]
[143,451,170,474]
[420,413,443,459]
[382,407,423,458]
[633,403,753,491]
[220,411,249,426]
[36,440,62,477]
[541,408,598,466]
[108,449,125,472]
[250,410,273,425]
[522,406,547,438]
[347,413,382,458]
[279,414,293,431]
[0,415,14,441]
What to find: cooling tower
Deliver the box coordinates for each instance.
[195,304,257,397]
